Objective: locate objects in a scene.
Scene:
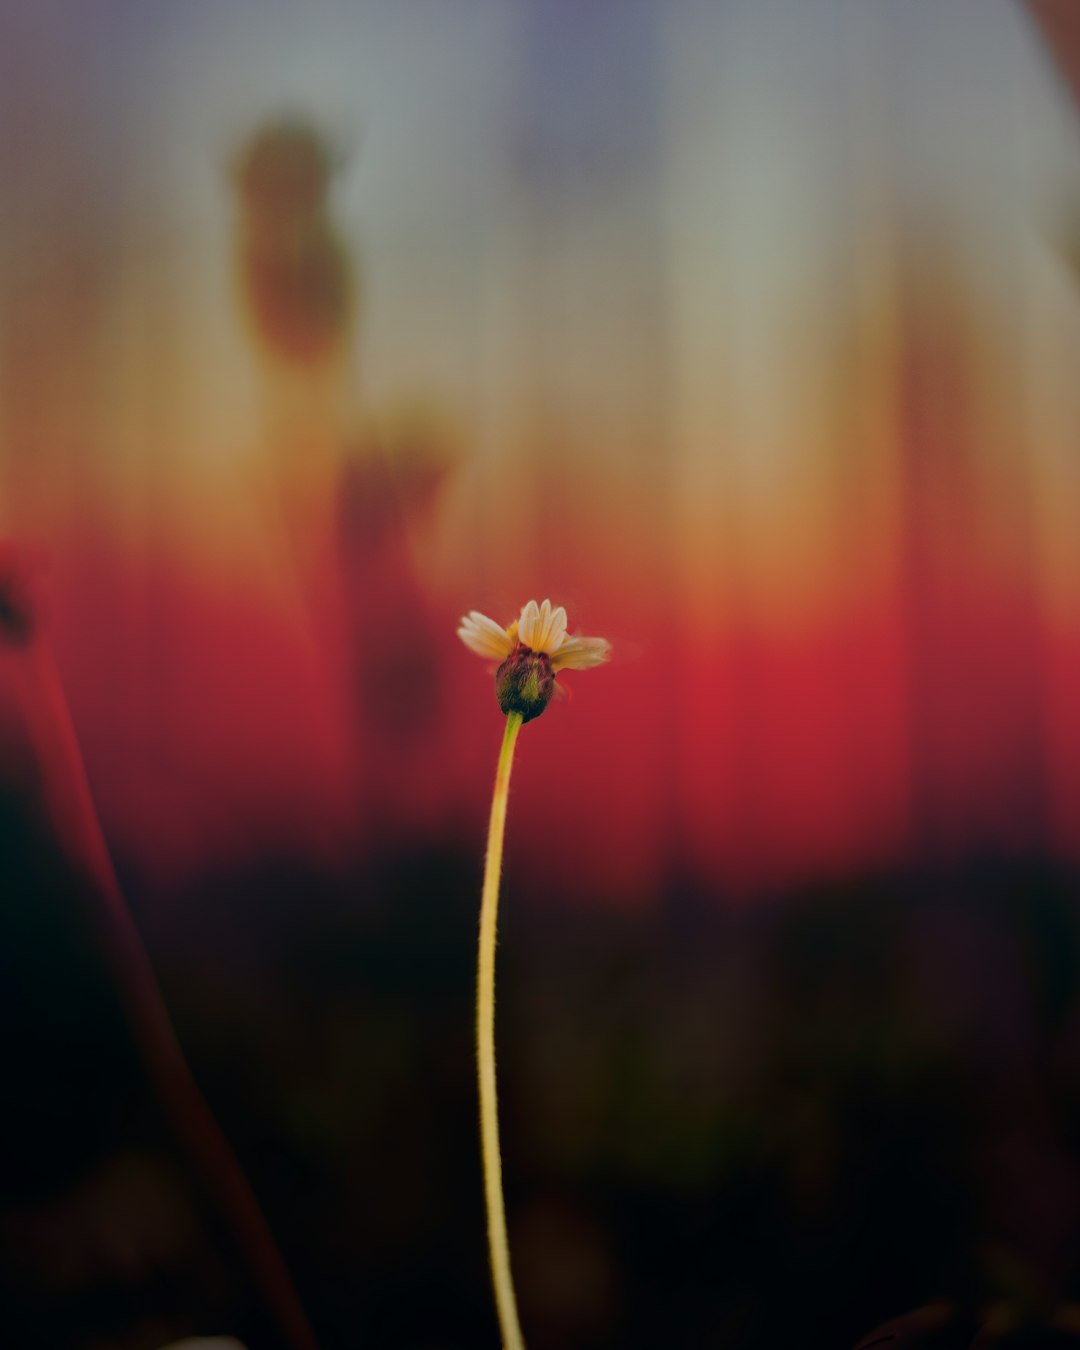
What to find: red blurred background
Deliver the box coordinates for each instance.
[4,0,1080,901]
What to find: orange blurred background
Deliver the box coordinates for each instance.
[4,0,1080,903]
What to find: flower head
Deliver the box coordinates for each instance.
[458,598,610,722]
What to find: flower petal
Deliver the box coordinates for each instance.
[541,604,568,654]
[517,598,569,655]
[517,599,541,648]
[551,635,611,671]
[457,610,514,660]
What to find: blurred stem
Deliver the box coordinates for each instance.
[477,710,526,1350]
[13,642,321,1350]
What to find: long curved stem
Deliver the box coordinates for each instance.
[477,711,526,1350]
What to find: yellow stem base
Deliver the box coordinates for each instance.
[477,711,526,1350]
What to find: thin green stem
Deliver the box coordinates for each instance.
[477,710,526,1350]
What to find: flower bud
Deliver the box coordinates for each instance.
[495,646,554,723]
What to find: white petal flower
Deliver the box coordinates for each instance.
[457,610,516,661]
[458,598,609,721]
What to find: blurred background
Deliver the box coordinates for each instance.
[4,0,1080,1346]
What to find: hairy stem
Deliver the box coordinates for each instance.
[477,710,526,1350]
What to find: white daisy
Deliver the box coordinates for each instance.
[457,598,610,672]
